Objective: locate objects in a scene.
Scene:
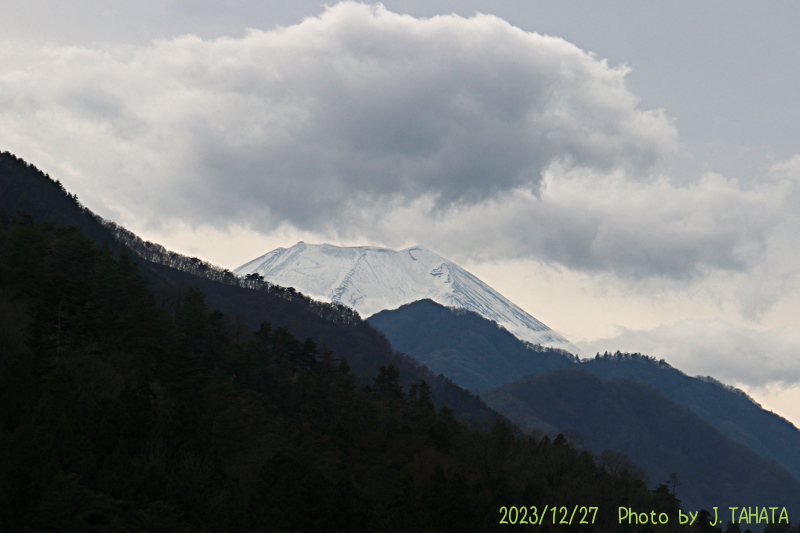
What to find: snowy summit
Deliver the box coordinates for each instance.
[235,242,575,352]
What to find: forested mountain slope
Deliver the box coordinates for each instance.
[583,353,800,482]
[371,298,800,492]
[0,151,693,532]
[0,152,120,248]
[372,298,800,522]
[144,261,496,425]
[369,298,575,391]
[483,367,800,518]
[0,151,495,426]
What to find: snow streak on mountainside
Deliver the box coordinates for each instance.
[235,242,576,351]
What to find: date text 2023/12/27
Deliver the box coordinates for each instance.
[498,505,598,526]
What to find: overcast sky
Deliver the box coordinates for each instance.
[2,1,800,424]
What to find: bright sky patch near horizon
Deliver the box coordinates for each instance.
[2,1,799,424]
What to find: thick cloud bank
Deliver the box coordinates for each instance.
[1,7,671,215]
[2,2,791,280]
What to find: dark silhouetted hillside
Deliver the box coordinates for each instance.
[368,299,575,391]
[483,367,800,517]
[583,352,800,482]
[371,299,800,500]
[0,151,119,247]
[0,155,684,531]
[0,150,497,427]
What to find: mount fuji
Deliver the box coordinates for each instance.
[234,242,576,352]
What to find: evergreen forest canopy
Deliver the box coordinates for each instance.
[371,297,800,516]
[1,150,797,532]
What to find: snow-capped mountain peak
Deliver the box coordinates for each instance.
[234,242,575,351]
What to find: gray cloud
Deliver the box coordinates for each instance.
[346,165,793,280]
[0,3,675,224]
[579,319,800,388]
[4,2,793,283]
